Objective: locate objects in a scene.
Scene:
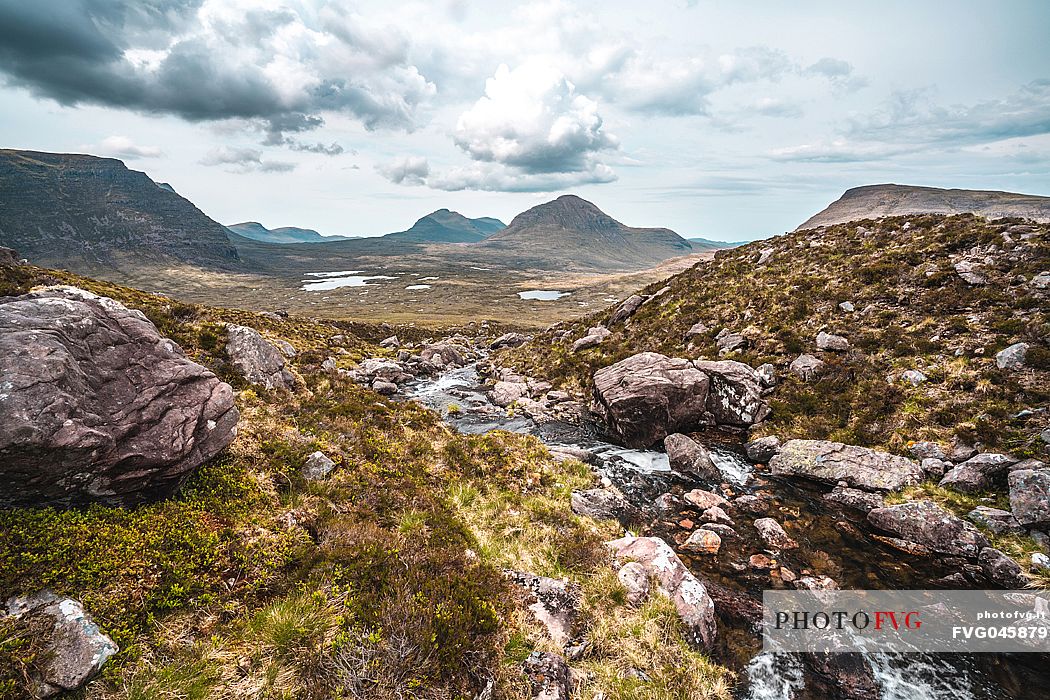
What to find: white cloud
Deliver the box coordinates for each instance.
[376,156,431,185]
[200,146,295,173]
[88,135,163,159]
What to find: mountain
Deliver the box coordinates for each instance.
[382,209,505,243]
[226,221,355,244]
[502,212,1049,457]
[0,149,240,272]
[479,195,693,269]
[687,237,747,250]
[799,184,1050,230]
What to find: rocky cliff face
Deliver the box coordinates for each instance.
[799,184,1050,230]
[0,149,241,273]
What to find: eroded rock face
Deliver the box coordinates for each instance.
[1009,468,1050,528]
[693,360,770,427]
[592,352,710,448]
[226,324,296,390]
[867,500,989,558]
[0,246,20,266]
[607,294,646,325]
[5,591,118,698]
[769,440,922,491]
[606,535,717,650]
[0,287,239,507]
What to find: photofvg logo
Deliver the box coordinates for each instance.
[762,590,1050,653]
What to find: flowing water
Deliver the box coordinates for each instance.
[407,361,1046,700]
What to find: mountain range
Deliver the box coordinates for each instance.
[226,222,357,244]
[798,183,1050,229]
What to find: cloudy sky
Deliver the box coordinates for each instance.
[1,0,1049,240]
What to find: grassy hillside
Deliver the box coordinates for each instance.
[501,214,1050,457]
[0,264,730,699]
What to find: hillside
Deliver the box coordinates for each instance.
[800,184,1050,229]
[502,214,1050,456]
[227,222,355,244]
[0,149,241,272]
[382,209,506,243]
[479,195,694,269]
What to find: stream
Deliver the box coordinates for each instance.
[407,362,1045,700]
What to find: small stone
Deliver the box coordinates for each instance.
[372,379,398,395]
[794,575,838,591]
[789,353,826,381]
[749,553,774,570]
[746,435,781,463]
[780,567,798,583]
[900,370,928,386]
[967,506,1023,535]
[909,442,946,460]
[839,301,855,313]
[816,331,850,352]
[617,562,650,606]
[379,335,400,349]
[682,528,722,554]
[756,363,777,387]
[920,458,951,479]
[684,321,709,340]
[733,494,770,515]
[701,506,734,525]
[302,451,336,480]
[754,517,798,550]
[995,342,1029,370]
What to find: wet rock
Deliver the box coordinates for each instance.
[5,591,119,698]
[682,528,722,554]
[372,379,398,395]
[789,353,826,381]
[606,535,718,650]
[996,342,1029,370]
[693,360,771,427]
[754,518,798,550]
[664,433,721,484]
[756,363,777,388]
[490,332,528,350]
[816,331,850,352]
[379,335,400,349]
[802,652,878,700]
[979,547,1029,589]
[1009,469,1050,528]
[570,489,639,525]
[683,488,727,510]
[492,380,529,407]
[715,329,748,354]
[0,287,239,507]
[521,651,572,700]
[733,494,771,515]
[607,294,647,325]
[508,572,579,647]
[909,442,946,460]
[699,523,739,540]
[617,562,651,606]
[302,451,336,480]
[867,500,989,558]
[745,435,781,463]
[571,325,612,352]
[770,440,922,491]
[823,486,884,513]
[592,352,710,448]
[748,553,774,570]
[227,323,297,390]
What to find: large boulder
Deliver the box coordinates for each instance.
[570,489,640,525]
[867,500,989,558]
[420,342,466,368]
[769,440,922,491]
[5,591,119,698]
[226,324,296,390]
[664,433,721,484]
[592,352,710,448]
[693,360,770,427]
[490,332,528,350]
[938,453,1016,494]
[607,294,647,325]
[606,535,717,651]
[571,325,611,352]
[0,287,239,507]
[1009,468,1050,528]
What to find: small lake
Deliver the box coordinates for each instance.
[301,273,397,291]
[518,290,569,301]
[405,284,431,290]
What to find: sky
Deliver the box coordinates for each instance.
[1,0,1049,241]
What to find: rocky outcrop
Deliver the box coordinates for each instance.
[1009,468,1050,528]
[607,294,646,325]
[570,489,639,525]
[0,287,239,507]
[867,500,989,557]
[508,572,579,647]
[521,651,572,700]
[5,591,119,698]
[769,440,922,491]
[490,332,528,350]
[693,360,770,427]
[571,325,611,352]
[664,433,721,484]
[0,246,19,266]
[226,324,296,391]
[592,353,710,448]
[606,535,717,650]
[789,354,826,381]
[939,453,1016,493]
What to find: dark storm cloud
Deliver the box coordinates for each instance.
[0,0,434,139]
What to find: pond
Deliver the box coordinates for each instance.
[518,290,569,300]
[301,273,397,291]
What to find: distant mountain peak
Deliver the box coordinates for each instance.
[505,194,618,232]
[384,209,506,244]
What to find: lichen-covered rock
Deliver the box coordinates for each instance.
[5,591,118,698]
[607,535,717,650]
[0,286,239,507]
[226,323,296,390]
[1009,468,1050,528]
[682,528,722,554]
[823,486,884,513]
[664,433,721,484]
[746,435,782,463]
[978,547,1028,589]
[521,651,572,700]
[770,440,922,491]
[693,360,771,427]
[508,572,579,647]
[967,506,1023,535]
[939,453,1015,493]
[592,352,710,448]
[867,500,989,558]
[617,562,651,606]
[995,342,1029,370]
